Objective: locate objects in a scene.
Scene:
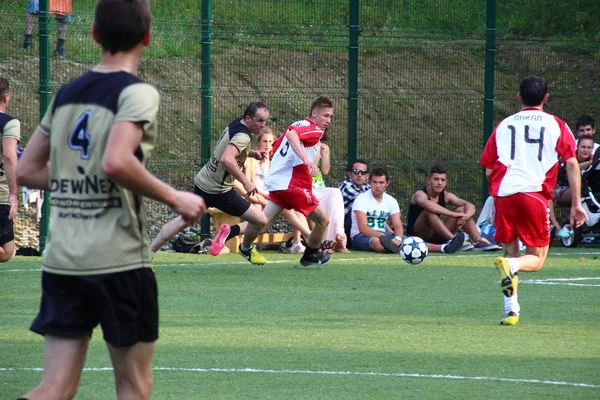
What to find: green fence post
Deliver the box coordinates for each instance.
[39,0,51,253]
[482,0,496,202]
[347,0,360,165]
[200,0,213,238]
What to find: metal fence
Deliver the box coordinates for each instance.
[0,0,598,249]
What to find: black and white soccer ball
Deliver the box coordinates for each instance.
[399,236,428,265]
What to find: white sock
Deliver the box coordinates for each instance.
[504,294,520,315]
[240,244,252,252]
[507,257,520,275]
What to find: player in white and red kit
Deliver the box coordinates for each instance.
[240,96,333,266]
[480,75,588,325]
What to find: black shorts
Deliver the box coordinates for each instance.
[193,185,251,217]
[0,204,14,245]
[30,268,158,348]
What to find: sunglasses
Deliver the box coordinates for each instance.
[352,169,368,175]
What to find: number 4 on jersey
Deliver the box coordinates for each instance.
[69,110,92,159]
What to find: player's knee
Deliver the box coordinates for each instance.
[454,206,466,213]
[315,215,329,230]
[0,253,13,262]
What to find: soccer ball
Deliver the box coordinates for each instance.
[399,236,428,265]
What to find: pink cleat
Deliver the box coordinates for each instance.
[210,224,231,256]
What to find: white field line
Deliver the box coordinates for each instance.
[519,277,600,287]
[1,366,598,389]
[1,250,599,271]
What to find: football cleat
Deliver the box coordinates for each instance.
[495,256,515,297]
[300,251,330,267]
[441,232,465,254]
[239,245,267,265]
[472,237,501,251]
[379,235,400,254]
[210,224,231,256]
[500,311,519,326]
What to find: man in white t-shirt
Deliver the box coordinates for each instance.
[350,167,404,253]
[481,75,588,326]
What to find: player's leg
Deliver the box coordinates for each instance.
[107,342,155,400]
[0,240,14,262]
[150,215,187,255]
[211,190,267,256]
[54,14,71,57]
[413,209,454,241]
[300,205,331,266]
[238,201,283,264]
[20,335,90,400]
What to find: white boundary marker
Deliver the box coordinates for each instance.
[1,366,598,389]
[520,277,600,287]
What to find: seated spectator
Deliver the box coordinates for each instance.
[550,135,597,237]
[406,164,499,251]
[575,115,598,154]
[339,159,371,249]
[311,138,349,253]
[350,167,403,253]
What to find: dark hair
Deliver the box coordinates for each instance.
[428,164,447,177]
[310,95,333,116]
[519,76,548,107]
[0,77,9,98]
[347,159,369,172]
[370,167,389,182]
[575,115,595,130]
[578,135,594,145]
[243,102,268,119]
[93,0,151,55]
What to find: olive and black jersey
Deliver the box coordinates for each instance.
[194,118,252,194]
[38,66,159,275]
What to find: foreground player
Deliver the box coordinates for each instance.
[481,75,587,326]
[16,1,205,399]
[239,96,333,266]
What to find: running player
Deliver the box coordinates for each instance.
[16,1,206,398]
[150,102,270,257]
[239,96,333,266]
[480,75,588,326]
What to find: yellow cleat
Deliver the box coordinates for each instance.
[239,245,267,265]
[500,311,519,326]
[495,257,515,297]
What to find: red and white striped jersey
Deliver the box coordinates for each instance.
[481,107,576,199]
[265,118,323,191]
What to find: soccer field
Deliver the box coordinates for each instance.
[1,249,599,399]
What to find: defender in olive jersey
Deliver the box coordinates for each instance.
[16,1,205,399]
[150,102,270,258]
[0,78,20,262]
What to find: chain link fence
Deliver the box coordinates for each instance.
[0,0,597,249]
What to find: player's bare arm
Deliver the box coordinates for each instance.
[355,210,386,238]
[389,212,404,242]
[102,120,206,224]
[16,130,50,190]
[413,191,456,217]
[220,143,256,196]
[286,129,318,174]
[564,156,588,227]
[319,143,331,175]
[446,192,476,219]
[248,149,268,162]
[2,136,19,219]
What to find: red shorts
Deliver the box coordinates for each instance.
[494,192,550,247]
[269,187,319,217]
